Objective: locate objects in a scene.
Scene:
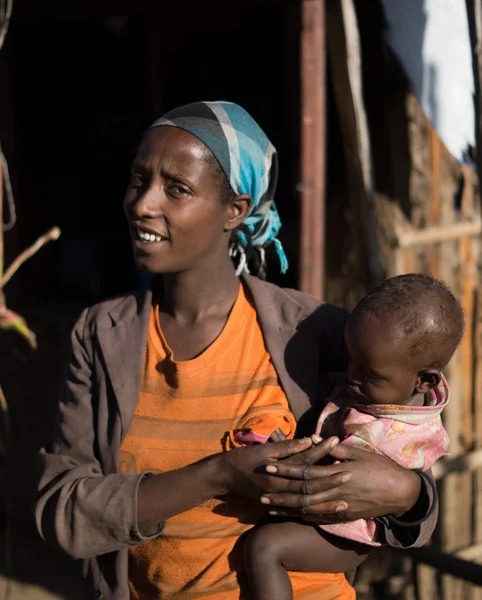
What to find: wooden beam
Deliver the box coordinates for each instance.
[326,0,384,290]
[455,542,482,562]
[407,546,482,587]
[299,0,325,299]
[432,447,482,480]
[396,219,482,248]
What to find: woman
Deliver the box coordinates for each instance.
[36,102,437,600]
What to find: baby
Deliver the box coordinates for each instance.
[238,273,464,600]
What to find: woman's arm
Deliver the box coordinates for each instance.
[137,437,348,533]
[36,315,347,560]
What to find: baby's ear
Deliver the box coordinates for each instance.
[415,369,441,394]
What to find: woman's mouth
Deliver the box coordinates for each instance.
[134,227,169,244]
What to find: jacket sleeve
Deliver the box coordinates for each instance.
[35,309,163,560]
[380,469,438,548]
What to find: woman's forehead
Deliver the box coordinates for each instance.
[136,126,210,166]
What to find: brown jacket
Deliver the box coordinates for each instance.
[36,275,438,599]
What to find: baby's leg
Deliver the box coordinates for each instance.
[244,520,369,600]
[244,522,295,600]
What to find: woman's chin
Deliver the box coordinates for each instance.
[134,255,163,274]
[133,255,181,275]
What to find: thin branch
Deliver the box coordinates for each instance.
[0,226,61,289]
[1,152,16,231]
[0,0,13,51]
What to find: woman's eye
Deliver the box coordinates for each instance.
[168,185,189,197]
[129,174,146,188]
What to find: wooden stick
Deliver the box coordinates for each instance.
[0,145,4,309]
[432,446,482,480]
[466,0,482,209]
[326,0,384,288]
[300,0,325,299]
[396,220,482,248]
[0,384,8,456]
[0,225,60,288]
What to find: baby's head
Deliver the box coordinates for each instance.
[345,274,464,405]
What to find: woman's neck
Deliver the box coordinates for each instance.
[159,259,241,325]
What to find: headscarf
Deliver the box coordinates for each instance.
[149,101,288,275]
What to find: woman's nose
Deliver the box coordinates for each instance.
[131,185,164,219]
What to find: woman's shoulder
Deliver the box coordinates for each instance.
[74,287,149,334]
[243,274,349,324]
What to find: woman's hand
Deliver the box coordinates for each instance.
[219,436,349,506]
[260,443,422,521]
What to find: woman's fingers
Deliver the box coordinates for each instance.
[329,443,365,461]
[264,495,349,516]
[264,461,329,480]
[290,436,340,464]
[264,453,346,480]
[271,436,340,469]
[261,437,314,460]
[260,471,351,507]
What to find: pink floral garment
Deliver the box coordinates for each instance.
[314,376,449,546]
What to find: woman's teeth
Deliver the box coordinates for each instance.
[137,229,165,243]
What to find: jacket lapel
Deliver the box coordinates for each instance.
[242,275,321,422]
[96,287,152,437]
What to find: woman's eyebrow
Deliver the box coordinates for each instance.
[160,169,193,185]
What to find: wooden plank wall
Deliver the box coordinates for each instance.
[370,93,482,599]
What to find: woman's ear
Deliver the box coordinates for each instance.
[414,369,442,394]
[225,194,252,232]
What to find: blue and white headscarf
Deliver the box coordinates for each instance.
[150,101,288,275]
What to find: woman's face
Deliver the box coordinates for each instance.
[124,126,246,274]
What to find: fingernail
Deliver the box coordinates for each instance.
[269,511,278,515]
[342,473,352,483]
[311,434,322,444]
[260,497,270,505]
[330,437,340,448]
[336,503,347,512]
[265,465,278,473]
[299,437,312,444]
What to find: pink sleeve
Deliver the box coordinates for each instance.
[233,430,270,445]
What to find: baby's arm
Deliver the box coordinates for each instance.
[244,520,369,600]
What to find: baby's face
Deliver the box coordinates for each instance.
[344,313,418,405]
